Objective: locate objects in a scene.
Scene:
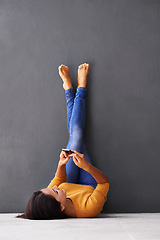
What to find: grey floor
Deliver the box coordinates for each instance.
[0,213,160,240]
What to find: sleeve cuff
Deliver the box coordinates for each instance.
[54,175,67,181]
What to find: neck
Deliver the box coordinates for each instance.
[63,198,76,217]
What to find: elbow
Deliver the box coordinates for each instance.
[105,176,110,183]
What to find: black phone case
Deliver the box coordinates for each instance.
[62,149,74,154]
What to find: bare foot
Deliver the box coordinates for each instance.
[58,64,73,90]
[77,63,89,88]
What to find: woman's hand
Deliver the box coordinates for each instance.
[59,150,70,166]
[69,150,90,170]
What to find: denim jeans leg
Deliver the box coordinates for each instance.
[65,87,97,188]
[78,138,98,188]
[65,87,86,183]
[64,88,79,183]
[65,88,75,133]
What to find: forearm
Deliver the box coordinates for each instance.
[85,163,109,184]
[55,161,67,179]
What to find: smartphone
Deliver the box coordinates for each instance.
[62,149,74,155]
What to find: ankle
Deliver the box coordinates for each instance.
[65,86,73,90]
[63,83,73,90]
[77,84,87,88]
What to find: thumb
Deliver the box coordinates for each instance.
[64,156,69,163]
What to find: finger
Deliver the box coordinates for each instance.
[71,153,81,162]
[72,156,78,166]
[74,154,81,161]
[69,153,74,156]
[72,150,83,157]
[69,153,79,159]
[68,153,76,157]
[64,157,70,163]
[60,151,64,156]
[62,151,67,158]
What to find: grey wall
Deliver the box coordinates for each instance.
[0,0,160,213]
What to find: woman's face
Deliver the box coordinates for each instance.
[41,185,67,210]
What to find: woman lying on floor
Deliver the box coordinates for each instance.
[16,63,110,220]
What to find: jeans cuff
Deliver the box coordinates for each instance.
[76,87,87,98]
[65,88,75,98]
[65,87,74,94]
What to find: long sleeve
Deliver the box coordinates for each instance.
[46,181,110,218]
[84,182,110,217]
[47,175,67,188]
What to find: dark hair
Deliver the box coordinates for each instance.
[16,190,67,220]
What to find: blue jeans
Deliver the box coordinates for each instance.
[65,87,97,189]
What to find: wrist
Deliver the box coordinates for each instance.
[58,160,65,167]
[84,162,91,172]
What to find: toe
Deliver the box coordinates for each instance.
[78,64,83,69]
[86,64,89,69]
[58,65,63,69]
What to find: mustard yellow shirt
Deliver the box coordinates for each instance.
[47,175,109,218]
